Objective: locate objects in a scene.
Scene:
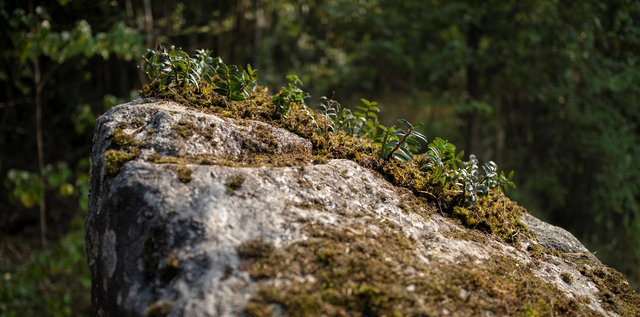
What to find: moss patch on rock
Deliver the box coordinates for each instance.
[146,301,172,317]
[105,149,139,177]
[578,265,640,315]
[238,220,597,316]
[176,164,193,183]
[225,175,244,192]
[171,118,216,141]
[105,121,145,177]
[160,251,180,286]
[112,121,144,148]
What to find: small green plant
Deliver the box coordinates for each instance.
[271,75,308,119]
[449,155,515,205]
[374,119,427,162]
[318,97,382,139]
[139,43,257,101]
[140,44,217,94]
[422,137,464,185]
[353,98,381,140]
[213,62,258,101]
[420,138,514,205]
[319,96,355,135]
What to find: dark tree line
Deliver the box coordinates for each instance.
[1,0,639,314]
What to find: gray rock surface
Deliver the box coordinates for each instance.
[87,99,635,316]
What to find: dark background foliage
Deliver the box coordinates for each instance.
[1,0,638,314]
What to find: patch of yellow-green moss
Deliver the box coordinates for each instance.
[527,243,547,258]
[105,121,145,176]
[146,301,172,317]
[176,164,193,183]
[578,265,640,315]
[160,251,180,286]
[225,175,244,192]
[105,149,139,176]
[237,220,597,316]
[450,195,530,244]
[171,118,216,142]
[252,124,278,152]
[560,272,573,284]
[112,121,144,148]
[237,239,275,260]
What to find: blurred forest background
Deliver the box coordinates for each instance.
[1,0,639,314]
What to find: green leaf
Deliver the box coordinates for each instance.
[411,131,428,144]
[397,118,413,129]
[405,138,422,149]
[202,73,212,85]
[213,88,228,95]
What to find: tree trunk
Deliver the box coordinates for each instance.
[465,23,481,157]
[34,58,47,248]
[143,0,154,44]
[254,0,264,70]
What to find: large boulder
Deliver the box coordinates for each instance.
[86,99,640,316]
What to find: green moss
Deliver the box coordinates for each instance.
[578,265,640,315]
[527,243,546,258]
[171,119,215,140]
[131,119,145,128]
[159,251,180,286]
[176,164,193,183]
[449,195,530,244]
[237,220,596,316]
[237,239,275,260]
[225,175,244,192]
[313,156,328,164]
[245,302,273,317]
[253,124,278,151]
[148,152,312,169]
[148,153,180,164]
[105,149,139,176]
[112,122,143,148]
[146,301,172,317]
[105,121,147,177]
[560,272,573,284]
[442,226,489,243]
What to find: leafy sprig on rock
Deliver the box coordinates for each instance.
[139,44,257,101]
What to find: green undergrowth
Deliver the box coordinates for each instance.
[0,219,91,316]
[237,221,597,316]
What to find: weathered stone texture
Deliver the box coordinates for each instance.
[87,99,637,316]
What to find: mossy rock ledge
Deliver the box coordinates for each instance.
[86,98,640,316]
